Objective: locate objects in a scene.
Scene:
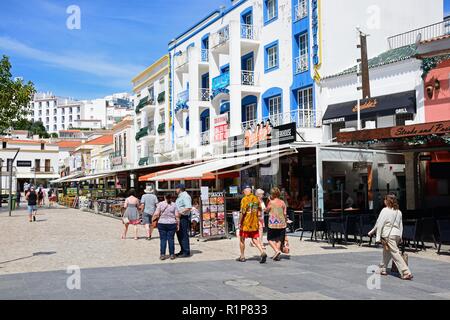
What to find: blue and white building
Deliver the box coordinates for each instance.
[167,0,442,160]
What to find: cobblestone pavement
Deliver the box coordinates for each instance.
[1,206,450,300]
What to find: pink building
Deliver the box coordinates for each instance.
[424,59,450,123]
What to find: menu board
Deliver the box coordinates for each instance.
[200,192,227,240]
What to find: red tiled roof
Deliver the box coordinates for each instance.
[0,138,46,145]
[421,34,450,44]
[57,140,82,148]
[85,135,113,145]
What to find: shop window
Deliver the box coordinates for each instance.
[2,141,6,149]
[396,113,414,126]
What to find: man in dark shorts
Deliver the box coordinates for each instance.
[26,186,38,222]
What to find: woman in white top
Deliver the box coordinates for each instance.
[369,194,413,280]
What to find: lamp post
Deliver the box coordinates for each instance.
[8,148,20,217]
[0,158,3,208]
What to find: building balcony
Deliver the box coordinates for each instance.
[157,123,166,135]
[210,25,230,52]
[199,88,211,102]
[157,91,166,104]
[263,108,317,128]
[241,70,259,86]
[200,130,210,146]
[388,20,450,49]
[139,156,154,166]
[241,24,259,41]
[135,126,149,141]
[155,141,173,154]
[295,55,309,74]
[241,119,259,131]
[175,51,189,72]
[294,1,308,22]
[135,96,155,114]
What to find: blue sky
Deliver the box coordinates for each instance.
[1,0,448,100]
[446,0,450,15]
[0,0,227,99]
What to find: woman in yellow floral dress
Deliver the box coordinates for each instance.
[237,186,267,263]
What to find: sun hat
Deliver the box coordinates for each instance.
[255,189,265,196]
[144,185,155,194]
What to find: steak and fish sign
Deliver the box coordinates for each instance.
[227,122,297,153]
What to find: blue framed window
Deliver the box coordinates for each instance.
[264,0,278,25]
[264,41,279,73]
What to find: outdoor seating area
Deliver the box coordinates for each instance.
[292,208,450,254]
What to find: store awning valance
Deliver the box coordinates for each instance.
[50,173,84,184]
[323,90,416,125]
[73,173,114,182]
[149,150,295,181]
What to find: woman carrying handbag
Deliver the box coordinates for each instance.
[369,194,413,280]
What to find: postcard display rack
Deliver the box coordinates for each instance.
[200,192,229,241]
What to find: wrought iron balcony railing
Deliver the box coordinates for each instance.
[294,0,308,22]
[388,20,450,49]
[295,55,309,74]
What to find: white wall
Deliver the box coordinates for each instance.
[320,0,444,77]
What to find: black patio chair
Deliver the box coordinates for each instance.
[325,215,348,247]
[299,210,326,241]
[357,214,376,246]
[401,219,424,252]
[420,217,438,250]
[436,219,450,254]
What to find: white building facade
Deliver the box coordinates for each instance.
[165,0,443,160]
[132,55,171,167]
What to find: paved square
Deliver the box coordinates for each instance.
[1,207,450,300]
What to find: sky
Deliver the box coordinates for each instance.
[0,0,228,100]
[0,0,448,100]
[446,0,450,16]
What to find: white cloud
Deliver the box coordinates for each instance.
[0,36,143,80]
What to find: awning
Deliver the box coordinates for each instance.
[150,150,295,181]
[50,173,84,184]
[72,173,115,182]
[323,90,416,125]
[16,173,60,180]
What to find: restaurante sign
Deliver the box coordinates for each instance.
[352,99,377,113]
[391,121,450,138]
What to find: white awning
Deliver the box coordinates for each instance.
[16,173,60,180]
[72,173,115,182]
[150,150,295,181]
[50,173,84,184]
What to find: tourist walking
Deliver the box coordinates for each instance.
[26,186,38,222]
[121,189,141,240]
[140,185,159,240]
[175,184,192,258]
[266,187,288,261]
[255,189,266,248]
[190,199,200,236]
[37,187,44,207]
[368,194,413,280]
[154,194,180,260]
[236,186,267,263]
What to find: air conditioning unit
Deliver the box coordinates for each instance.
[364,121,376,130]
[339,127,356,133]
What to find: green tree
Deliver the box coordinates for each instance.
[0,55,36,135]
[12,119,50,138]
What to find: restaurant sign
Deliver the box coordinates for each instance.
[213,113,229,143]
[228,122,296,152]
[391,121,450,138]
[112,157,123,166]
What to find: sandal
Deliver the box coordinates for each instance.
[402,274,414,280]
[273,251,282,261]
[380,271,388,276]
[236,257,246,262]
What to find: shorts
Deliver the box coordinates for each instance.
[142,214,153,225]
[240,231,259,239]
[267,228,286,242]
[28,205,37,213]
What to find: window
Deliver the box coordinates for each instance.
[7,159,13,172]
[245,13,252,25]
[45,159,51,172]
[137,146,142,160]
[41,143,45,150]
[265,42,279,72]
[296,33,309,73]
[396,113,414,126]
[297,87,313,110]
[35,159,41,172]
[123,133,127,157]
[2,141,7,149]
[264,0,278,24]
[269,96,281,116]
[204,117,210,131]
[245,103,257,122]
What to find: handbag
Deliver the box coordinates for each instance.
[152,204,168,228]
[122,217,130,224]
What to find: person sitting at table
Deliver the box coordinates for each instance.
[344,192,354,209]
[300,195,312,210]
